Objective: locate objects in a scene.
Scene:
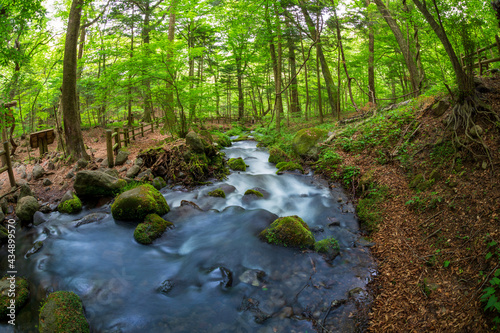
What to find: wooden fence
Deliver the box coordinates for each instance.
[461,35,500,76]
[105,119,160,168]
[0,141,15,187]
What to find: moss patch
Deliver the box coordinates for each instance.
[57,194,82,214]
[268,146,290,164]
[292,128,328,159]
[152,177,167,190]
[39,291,89,333]
[212,132,232,147]
[208,188,226,198]
[314,237,340,259]
[111,184,170,221]
[228,157,247,171]
[244,189,264,197]
[0,276,29,319]
[134,213,173,245]
[276,161,304,174]
[260,215,315,249]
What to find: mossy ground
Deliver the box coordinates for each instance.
[39,291,89,333]
[134,213,173,244]
[260,215,315,249]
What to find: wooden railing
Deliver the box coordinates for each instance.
[105,119,160,168]
[461,35,500,76]
[0,141,15,187]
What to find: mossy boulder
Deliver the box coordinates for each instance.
[0,276,29,319]
[292,128,328,160]
[39,291,89,333]
[268,147,290,164]
[228,157,247,171]
[134,213,173,245]
[409,173,424,189]
[152,177,167,190]
[74,170,127,197]
[208,188,226,198]
[314,237,340,260]
[276,161,303,174]
[111,184,170,221]
[15,196,39,225]
[57,191,82,214]
[259,215,315,249]
[212,132,232,147]
[244,189,264,197]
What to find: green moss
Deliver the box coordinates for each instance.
[233,135,249,142]
[152,177,167,190]
[275,161,304,174]
[212,132,232,147]
[0,277,29,319]
[39,291,89,333]
[228,157,247,171]
[268,146,290,164]
[409,173,424,189]
[57,194,82,214]
[244,189,264,197]
[111,184,170,221]
[260,215,315,249]
[208,188,226,198]
[292,128,328,158]
[314,237,340,258]
[134,213,173,245]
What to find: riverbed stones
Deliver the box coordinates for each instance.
[115,150,129,166]
[39,291,89,333]
[58,190,82,214]
[33,164,45,180]
[292,128,328,160]
[208,188,226,198]
[33,211,48,226]
[18,183,33,200]
[314,237,340,260]
[111,184,170,221]
[259,215,315,249]
[134,213,173,244]
[126,165,141,178]
[73,170,127,197]
[0,276,29,319]
[228,157,247,171]
[42,178,52,186]
[15,196,39,225]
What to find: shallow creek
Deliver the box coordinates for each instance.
[1,140,375,332]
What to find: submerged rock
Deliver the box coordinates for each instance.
[208,188,226,198]
[239,269,266,287]
[259,215,315,249]
[39,291,89,333]
[0,276,29,319]
[111,184,170,221]
[75,212,108,227]
[228,157,247,171]
[314,237,340,260]
[134,213,173,244]
[292,128,328,160]
[74,170,127,197]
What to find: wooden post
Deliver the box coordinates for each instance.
[123,128,128,147]
[141,124,144,137]
[3,142,15,187]
[114,127,121,150]
[106,130,114,168]
[131,126,135,140]
[150,122,154,134]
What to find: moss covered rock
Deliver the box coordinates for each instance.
[74,170,127,197]
[111,184,170,221]
[212,132,232,147]
[292,128,328,160]
[208,188,226,198]
[152,177,167,190]
[134,213,173,245]
[268,147,290,164]
[15,196,39,225]
[0,276,29,319]
[276,162,303,174]
[39,291,89,333]
[244,189,264,197]
[57,191,82,214]
[260,215,315,249]
[228,157,247,171]
[314,237,340,260]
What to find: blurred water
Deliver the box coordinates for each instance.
[0,141,375,333]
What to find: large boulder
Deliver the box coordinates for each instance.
[0,276,29,320]
[292,128,328,160]
[57,190,82,214]
[18,183,33,200]
[111,184,170,221]
[15,196,39,224]
[186,131,206,154]
[228,157,247,171]
[73,170,127,197]
[259,215,315,249]
[134,213,173,245]
[33,164,45,180]
[39,291,89,333]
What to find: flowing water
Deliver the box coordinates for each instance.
[1,140,375,333]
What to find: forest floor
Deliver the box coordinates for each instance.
[1,76,500,332]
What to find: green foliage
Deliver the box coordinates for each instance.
[481,240,500,328]
[356,186,389,233]
[405,192,443,211]
[316,149,343,172]
[341,165,360,187]
[268,146,290,164]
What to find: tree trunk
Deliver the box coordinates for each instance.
[366,0,376,105]
[165,0,177,131]
[286,19,300,116]
[61,0,89,161]
[300,37,310,121]
[316,48,323,123]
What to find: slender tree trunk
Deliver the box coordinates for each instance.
[300,37,310,121]
[366,0,376,105]
[286,18,300,116]
[62,0,89,161]
[316,48,323,123]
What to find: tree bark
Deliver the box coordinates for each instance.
[286,18,300,116]
[366,0,376,105]
[61,0,89,161]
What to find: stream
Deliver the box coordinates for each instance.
[1,140,375,332]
